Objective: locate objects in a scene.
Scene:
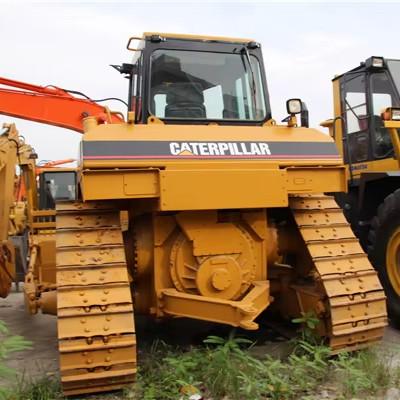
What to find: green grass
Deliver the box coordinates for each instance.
[7,375,62,400]
[0,320,32,400]
[3,330,400,400]
[127,335,328,400]
[123,335,400,400]
[331,344,400,398]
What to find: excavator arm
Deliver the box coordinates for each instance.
[0,77,124,133]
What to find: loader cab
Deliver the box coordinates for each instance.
[123,33,272,125]
[334,57,400,164]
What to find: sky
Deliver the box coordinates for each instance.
[0,0,400,163]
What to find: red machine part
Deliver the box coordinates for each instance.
[37,158,76,171]
[0,77,124,133]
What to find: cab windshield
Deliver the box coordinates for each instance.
[149,49,266,121]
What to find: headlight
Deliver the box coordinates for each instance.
[372,57,384,68]
[381,107,400,121]
[286,98,302,114]
[391,108,400,121]
[366,56,384,69]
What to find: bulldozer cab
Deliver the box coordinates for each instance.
[121,33,270,124]
[332,57,400,166]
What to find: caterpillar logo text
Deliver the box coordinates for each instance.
[169,142,271,157]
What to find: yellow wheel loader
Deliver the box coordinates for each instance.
[0,124,21,297]
[0,34,387,396]
[323,57,400,324]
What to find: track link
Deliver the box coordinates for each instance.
[56,201,136,396]
[289,195,387,352]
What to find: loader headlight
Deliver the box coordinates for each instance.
[286,98,302,114]
[372,57,384,68]
[391,108,400,121]
[381,107,400,121]
[366,56,384,69]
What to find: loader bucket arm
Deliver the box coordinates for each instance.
[0,125,20,297]
[0,77,124,133]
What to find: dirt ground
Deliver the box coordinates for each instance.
[1,288,400,394]
[1,289,59,380]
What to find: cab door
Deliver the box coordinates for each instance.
[369,70,399,160]
[341,72,370,164]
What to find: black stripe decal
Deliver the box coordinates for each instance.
[82,140,340,159]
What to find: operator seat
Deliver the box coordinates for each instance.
[165,82,206,118]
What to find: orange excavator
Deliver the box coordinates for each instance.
[0,76,119,312]
[0,77,124,132]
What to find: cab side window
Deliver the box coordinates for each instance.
[370,72,396,158]
[342,73,369,162]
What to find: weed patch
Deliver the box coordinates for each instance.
[129,336,400,400]
[129,335,331,399]
[3,328,400,400]
[8,375,62,400]
[330,346,400,398]
[0,321,31,400]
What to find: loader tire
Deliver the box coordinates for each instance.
[368,189,400,325]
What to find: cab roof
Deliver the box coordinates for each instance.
[142,32,255,44]
[332,62,368,82]
[332,57,400,82]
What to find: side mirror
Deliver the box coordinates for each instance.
[300,102,309,128]
[111,63,137,76]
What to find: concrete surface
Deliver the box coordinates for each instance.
[0,290,58,380]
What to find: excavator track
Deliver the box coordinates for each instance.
[289,194,387,353]
[56,201,136,396]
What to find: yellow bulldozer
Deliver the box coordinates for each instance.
[0,34,388,396]
[323,56,400,323]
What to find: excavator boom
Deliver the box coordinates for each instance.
[0,77,124,133]
[39,159,76,168]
